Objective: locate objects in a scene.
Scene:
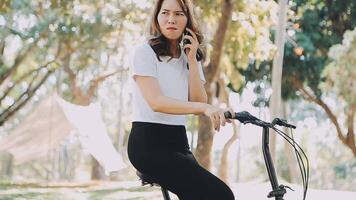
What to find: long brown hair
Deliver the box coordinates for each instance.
[147,0,204,61]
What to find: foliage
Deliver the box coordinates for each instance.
[195,0,277,92]
[239,0,356,100]
[0,0,149,180]
[322,27,356,107]
[0,0,146,124]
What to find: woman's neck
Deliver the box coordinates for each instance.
[169,40,180,58]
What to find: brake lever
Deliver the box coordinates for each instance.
[272,118,296,129]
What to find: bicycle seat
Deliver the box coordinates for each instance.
[136,171,160,186]
[136,171,172,200]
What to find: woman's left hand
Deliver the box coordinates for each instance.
[182,28,199,62]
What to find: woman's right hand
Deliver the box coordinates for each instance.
[203,105,235,132]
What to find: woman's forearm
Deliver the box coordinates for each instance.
[188,61,208,103]
[152,95,208,115]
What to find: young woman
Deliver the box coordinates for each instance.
[127,0,236,199]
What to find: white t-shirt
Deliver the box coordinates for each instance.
[130,42,206,126]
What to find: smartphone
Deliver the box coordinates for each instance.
[182,29,203,61]
[183,30,191,46]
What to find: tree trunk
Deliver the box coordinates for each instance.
[190,116,198,153]
[218,121,239,184]
[235,134,241,182]
[91,157,107,180]
[216,76,239,183]
[270,0,287,163]
[196,115,214,168]
[282,101,297,183]
[195,0,235,171]
[116,72,125,154]
[0,153,13,179]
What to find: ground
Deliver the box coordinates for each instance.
[0,181,355,200]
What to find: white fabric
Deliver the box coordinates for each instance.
[0,93,127,174]
[56,95,126,174]
[129,42,206,126]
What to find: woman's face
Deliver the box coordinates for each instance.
[157,0,188,42]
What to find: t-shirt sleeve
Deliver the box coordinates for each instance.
[130,44,157,81]
[197,61,206,84]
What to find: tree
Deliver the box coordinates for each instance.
[270,0,287,162]
[242,0,356,157]
[48,0,142,179]
[0,0,144,180]
[193,0,277,171]
[0,0,61,126]
[322,27,356,155]
[193,0,236,171]
[284,0,356,157]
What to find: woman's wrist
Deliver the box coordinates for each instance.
[188,57,198,65]
[193,102,209,115]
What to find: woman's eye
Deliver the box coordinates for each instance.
[161,11,168,15]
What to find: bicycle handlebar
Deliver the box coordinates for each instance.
[224,111,296,129]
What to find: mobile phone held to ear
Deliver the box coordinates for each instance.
[182,30,203,61]
[183,30,191,46]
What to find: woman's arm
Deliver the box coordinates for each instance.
[135,75,208,115]
[187,61,208,103]
[182,28,207,103]
[135,75,234,131]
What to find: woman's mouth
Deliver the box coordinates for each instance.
[166,27,177,31]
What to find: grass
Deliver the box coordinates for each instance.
[0,181,176,200]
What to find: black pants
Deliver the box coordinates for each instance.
[127,122,235,200]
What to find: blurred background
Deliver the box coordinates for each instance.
[0,0,355,199]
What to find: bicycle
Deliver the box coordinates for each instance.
[137,111,309,200]
[225,111,309,200]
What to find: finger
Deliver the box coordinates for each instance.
[185,28,198,42]
[182,35,195,43]
[210,115,216,130]
[183,44,192,50]
[229,108,235,118]
[224,109,233,123]
[219,112,226,126]
[212,115,217,131]
[225,114,232,123]
[182,38,198,50]
[224,116,232,123]
[215,114,220,131]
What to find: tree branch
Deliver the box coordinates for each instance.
[0,69,56,126]
[0,64,49,104]
[87,68,128,100]
[0,40,61,105]
[0,40,4,55]
[292,78,356,156]
[346,106,355,154]
[0,35,41,85]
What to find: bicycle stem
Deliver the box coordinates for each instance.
[262,126,286,200]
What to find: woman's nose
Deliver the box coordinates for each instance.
[167,15,176,24]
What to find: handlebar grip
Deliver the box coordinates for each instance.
[272,118,297,129]
[224,111,233,119]
[224,111,259,123]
